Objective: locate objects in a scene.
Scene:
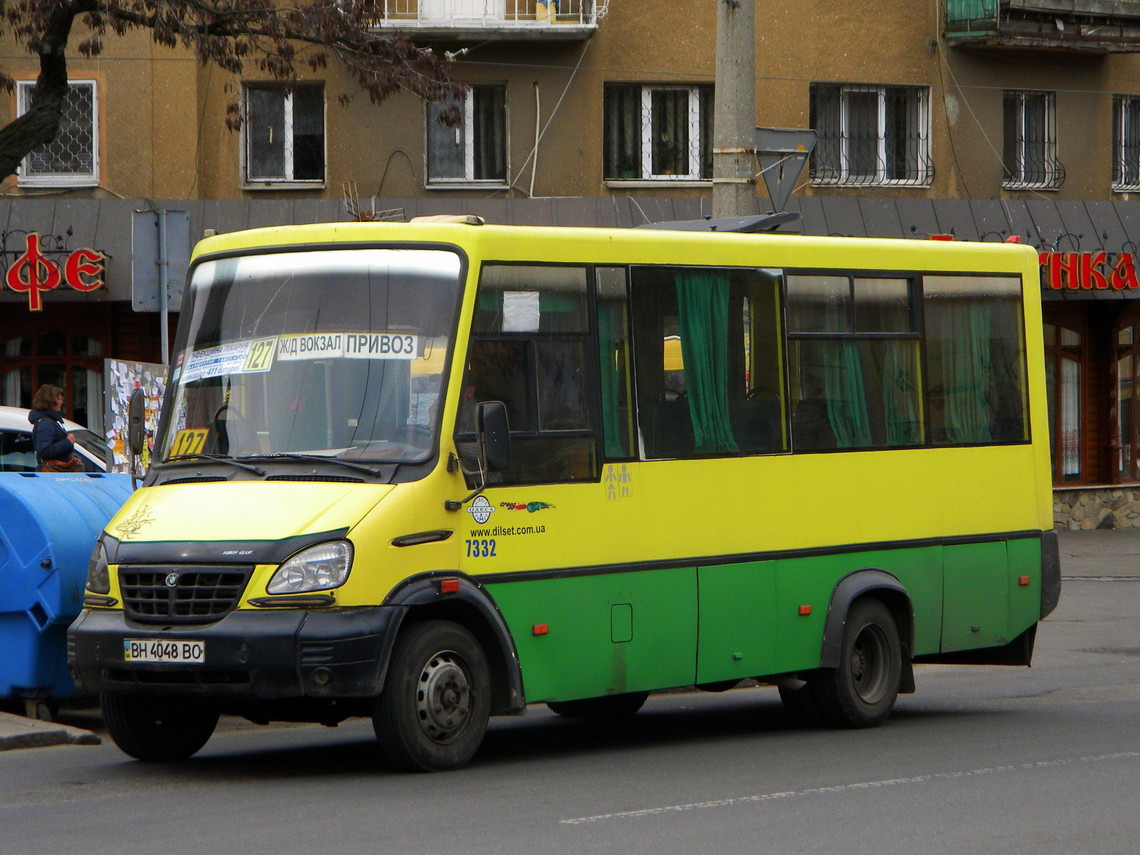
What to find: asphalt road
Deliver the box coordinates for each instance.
[2,548,1137,855]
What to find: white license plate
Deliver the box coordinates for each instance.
[123,639,205,664]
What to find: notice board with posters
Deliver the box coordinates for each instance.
[104,359,166,474]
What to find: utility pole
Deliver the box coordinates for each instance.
[712,0,757,218]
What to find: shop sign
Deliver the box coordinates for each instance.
[2,231,106,311]
[1039,251,1140,292]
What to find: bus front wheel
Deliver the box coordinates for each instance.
[811,598,901,728]
[101,694,218,761]
[372,620,491,772]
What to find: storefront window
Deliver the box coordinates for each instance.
[1,334,105,431]
[1115,324,1140,481]
[1044,323,1082,482]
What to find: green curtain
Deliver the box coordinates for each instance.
[814,299,872,448]
[676,272,739,453]
[597,300,628,457]
[823,341,873,448]
[882,341,921,446]
[941,302,993,443]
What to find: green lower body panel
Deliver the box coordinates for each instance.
[481,535,1043,704]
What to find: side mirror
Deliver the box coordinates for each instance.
[127,387,146,457]
[475,400,511,472]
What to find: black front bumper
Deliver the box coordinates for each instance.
[68,606,404,699]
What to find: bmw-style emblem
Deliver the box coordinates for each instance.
[164,572,180,588]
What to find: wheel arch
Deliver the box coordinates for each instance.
[384,573,525,715]
[820,569,916,693]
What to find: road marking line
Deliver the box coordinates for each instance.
[559,751,1140,825]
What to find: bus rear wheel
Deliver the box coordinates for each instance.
[811,598,901,728]
[372,620,491,772]
[546,691,648,719]
[101,694,218,761]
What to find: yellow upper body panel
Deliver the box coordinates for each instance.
[107,481,394,545]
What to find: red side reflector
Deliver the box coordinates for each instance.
[1005,235,1022,243]
[1019,576,1031,586]
[439,579,460,594]
[533,623,549,635]
[798,605,812,616]
[928,233,954,241]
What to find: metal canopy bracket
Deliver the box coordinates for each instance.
[754,127,817,213]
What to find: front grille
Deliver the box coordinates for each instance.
[119,565,253,624]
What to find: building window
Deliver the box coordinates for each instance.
[427,85,507,185]
[243,83,325,185]
[1003,90,1063,190]
[809,83,932,187]
[16,81,98,187]
[1112,324,1140,482]
[604,84,713,181]
[2,333,105,431]
[1113,95,1140,192]
[1044,323,1082,483]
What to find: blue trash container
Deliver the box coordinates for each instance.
[0,472,133,709]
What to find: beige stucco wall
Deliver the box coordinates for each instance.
[0,26,199,198]
[5,2,1140,203]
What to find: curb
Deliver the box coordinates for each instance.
[0,712,102,751]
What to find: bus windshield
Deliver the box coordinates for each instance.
[158,248,462,465]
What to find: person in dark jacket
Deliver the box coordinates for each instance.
[28,384,77,470]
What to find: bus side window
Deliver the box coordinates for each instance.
[597,267,635,459]
[923,275,1028,445]
[630,266,787,459]
[458,264,598,486]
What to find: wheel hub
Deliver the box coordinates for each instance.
[414,651,471,743]
[851,626,888,703]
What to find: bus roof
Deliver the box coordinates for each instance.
[191,219,1040,276]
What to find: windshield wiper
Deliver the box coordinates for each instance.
[240,453,384,477]
[163,453,267,476]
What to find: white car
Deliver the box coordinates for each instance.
[0,405,109,472]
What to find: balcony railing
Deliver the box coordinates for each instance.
[376,1,600,39]
[944,0,1140,52]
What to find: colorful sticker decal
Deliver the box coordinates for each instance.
[499,501,555,513]
[467,495,496,525]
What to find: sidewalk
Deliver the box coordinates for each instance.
[0,710,101,751]
[2,529,1136,752]
[1058,527,1140,578]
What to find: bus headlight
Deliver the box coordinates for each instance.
[267,541,354,595]
[86,541,110,595]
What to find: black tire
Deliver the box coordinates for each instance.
[546,691,648,719]
[373,620,491,772]
[101,694,219,761]
[810,598,901,728]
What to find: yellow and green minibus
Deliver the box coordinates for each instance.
[69,218,1060,771]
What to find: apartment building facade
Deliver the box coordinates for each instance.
[3,0,1140,524]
